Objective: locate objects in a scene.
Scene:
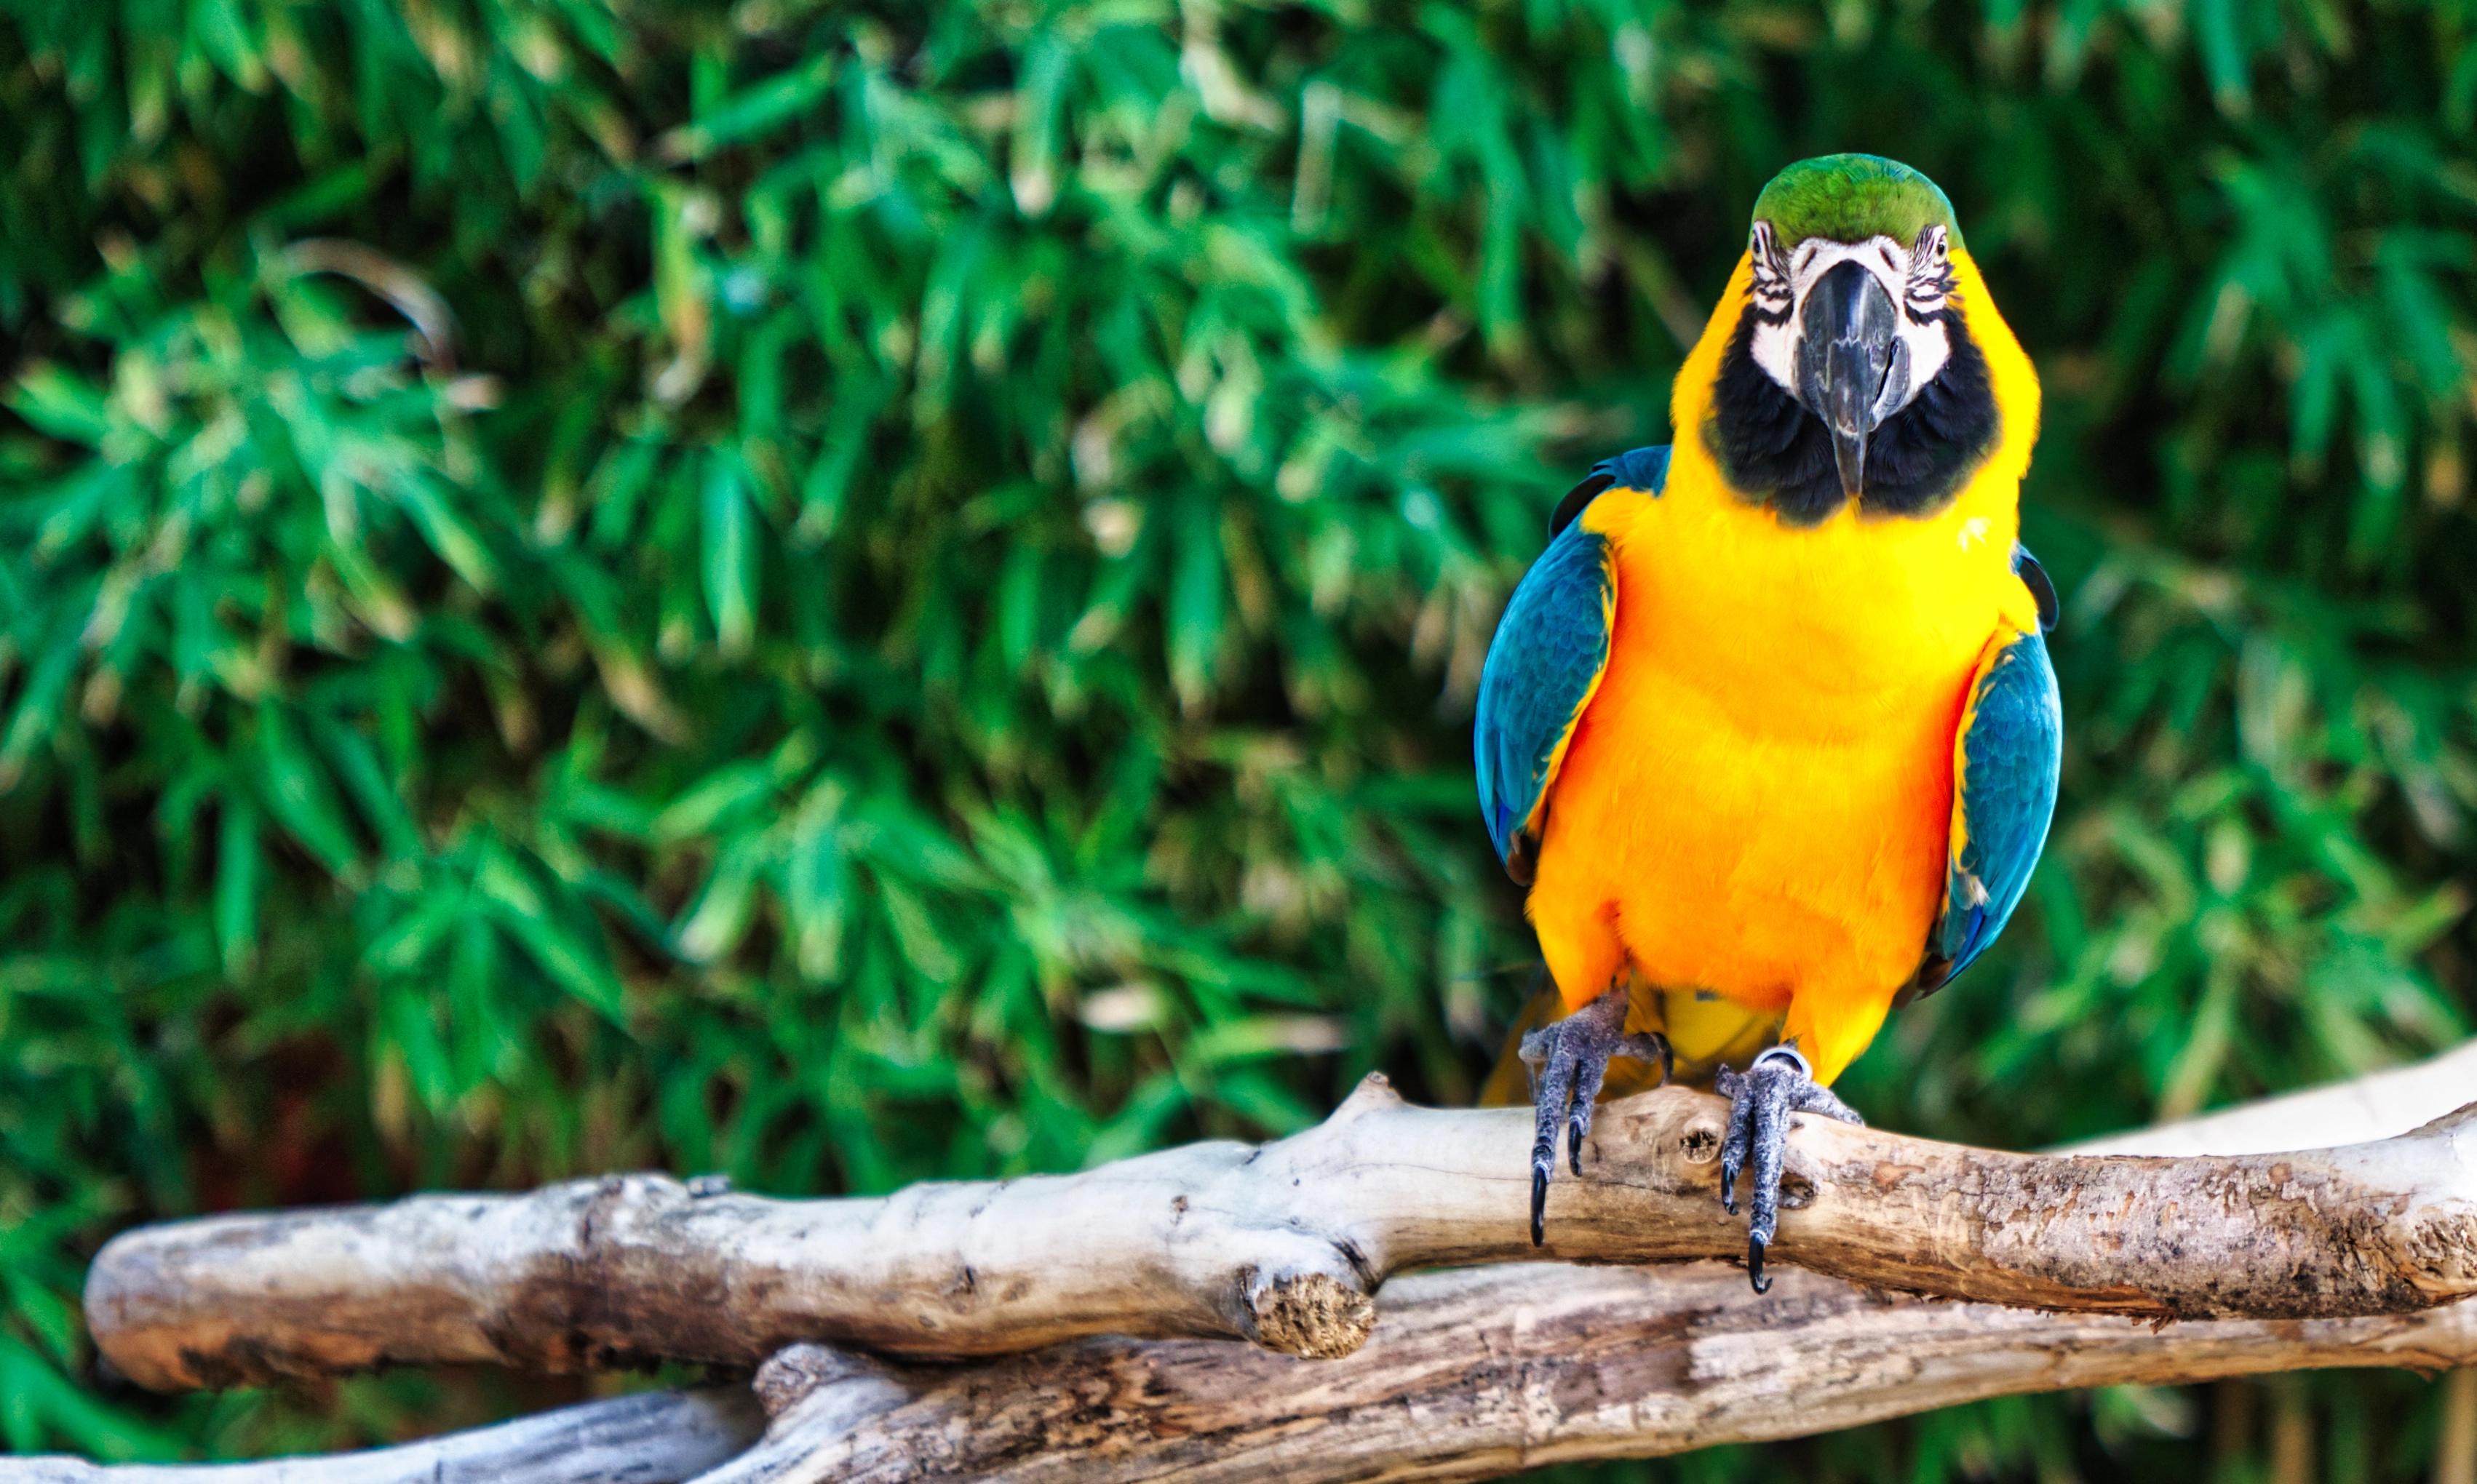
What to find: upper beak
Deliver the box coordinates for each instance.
[1794,260,1909,500]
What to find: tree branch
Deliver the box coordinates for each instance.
[87,1057,2477,1392]
[13,1390,761,1484]
[687,1045,2477,1483]
[707,1264,2477,1484]
[2061,1040,2477,1156]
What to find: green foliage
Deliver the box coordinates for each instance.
[4,0,2476,1476]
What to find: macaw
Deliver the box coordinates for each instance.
[1473,155,2061,1290]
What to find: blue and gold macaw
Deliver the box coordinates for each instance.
[1474,155,2062,1290]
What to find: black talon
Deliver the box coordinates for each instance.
[1519,986,1670,1245]
[1714,1045,1863,1293]
[1716,1063,1754,1217]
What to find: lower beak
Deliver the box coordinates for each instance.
[1794,260,1907,500]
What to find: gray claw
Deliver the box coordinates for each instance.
[1715,1045,1862,1293]
[1522,988,1671,1245]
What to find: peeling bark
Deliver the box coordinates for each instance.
[87,1055,2477,1392]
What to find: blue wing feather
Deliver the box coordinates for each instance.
[1476,446,1665,882]
[1549,445,1671,536]
[1915,599,2062,996]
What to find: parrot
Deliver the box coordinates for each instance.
[1472,154,2061,1291]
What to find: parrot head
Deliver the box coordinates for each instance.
[1703,154,2020,524]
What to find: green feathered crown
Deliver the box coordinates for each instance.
[1752,154,1963,250]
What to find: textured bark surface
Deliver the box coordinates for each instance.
[699,1046,2477,1483]
[11,1390,762,1483]
[87,1056,2477,1391]
[704,1264,2477,1484]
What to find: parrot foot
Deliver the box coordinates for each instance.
[1519,986,1671,1247]
[1715,1045,1862,1293]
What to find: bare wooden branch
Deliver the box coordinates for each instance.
[87,1054,2477,1391]
[2063,1041,2477,1156]
[691,1050,2477,1483]
[697,1264,2477,1484]
[9,1389,761,1484]
[44,1046,2477,1484]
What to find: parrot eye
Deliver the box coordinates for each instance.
[1905,227,1955,318]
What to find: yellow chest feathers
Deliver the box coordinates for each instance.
[1585,463,2033,733]
[1590,245,2045,727]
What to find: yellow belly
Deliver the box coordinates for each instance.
[1536,631,1969,1008]
[1524,452,2027,1084]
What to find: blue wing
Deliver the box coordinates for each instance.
[1475,446,1666,883]
[1548,444,1669,538]
[1909,548,2063,997]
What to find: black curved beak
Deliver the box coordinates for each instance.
[1794,260,1909,500]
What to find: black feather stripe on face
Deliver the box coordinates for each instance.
[1907,263,1957,311]
[1706,304,1999,524]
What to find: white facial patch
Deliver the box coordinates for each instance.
[1746,223,1955,413]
